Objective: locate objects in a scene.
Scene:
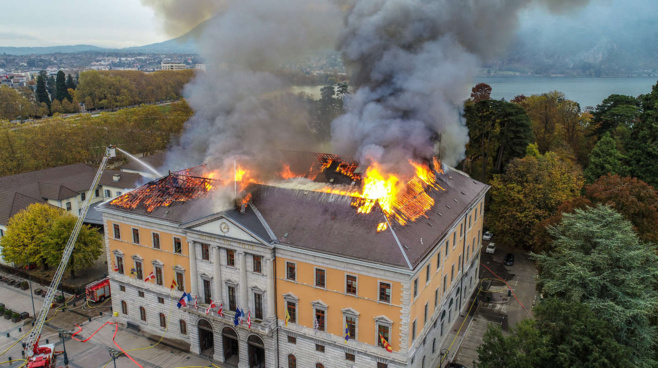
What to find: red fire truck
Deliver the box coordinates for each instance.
[86,277,110,302]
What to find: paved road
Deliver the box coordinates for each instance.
[0,274,220,368]
[449,244,538,367]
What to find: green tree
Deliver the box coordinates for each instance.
[65,73,76,91]
[489,151,583,250]
[464,99,534,182]
[477,299,634,368]
[592,94,640,139]
[625,84,658,187]
[54,70,70,102]
[46,74,56,102]
[0,203,63,268]
[533,205,658,368]
[584,132,625,183]
[35,71,50,109]
[44,214,102,278]
[0,203,102,278]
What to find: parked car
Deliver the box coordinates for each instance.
[447,363,467,368]
[505,253,515,266]
[485,243,496,254]
[483,231,493,241]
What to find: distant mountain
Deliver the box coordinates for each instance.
[0,44,106,55]
[0,20,206,55]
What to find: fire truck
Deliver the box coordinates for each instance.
[25,146,117,368]
[86,277,110,302]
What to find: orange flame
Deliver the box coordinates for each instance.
[377,222,388,232]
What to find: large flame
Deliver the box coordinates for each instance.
[111,154,444,230]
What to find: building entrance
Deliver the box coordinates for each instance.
[223,327,239,365]
[248,335,265,368]
[198,319,214,356]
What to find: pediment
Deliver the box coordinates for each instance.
[187,216,264,244]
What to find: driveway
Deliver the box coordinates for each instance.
[450,244,538,367]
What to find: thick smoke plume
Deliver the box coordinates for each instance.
[164,0,342,176]
[332,0,592,169]
[141,0,228,37]
[157,0,592,181]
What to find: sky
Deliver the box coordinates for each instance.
[0,0,170,48]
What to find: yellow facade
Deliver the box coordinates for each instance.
[106,220,191,292]
[407,199,484,344]
[276,257,403,351]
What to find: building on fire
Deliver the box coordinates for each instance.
[98,153,489,368]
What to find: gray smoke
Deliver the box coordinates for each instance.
[332,0,592,169]
[141,0,227,37]
[165,0,342,176]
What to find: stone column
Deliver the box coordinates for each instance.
[213,246,222,303]
[266,257,275,319]
[239,251,249,312]
[188,241,198,296]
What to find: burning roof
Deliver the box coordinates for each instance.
[103,152,488,268]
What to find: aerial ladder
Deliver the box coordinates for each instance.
[24,146,116,367]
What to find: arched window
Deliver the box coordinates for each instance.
[121,301,128,315]
[180,320,187,335]
[159,313,166,328]
[139,306,146,321]
[288,354,296,368]
[316,364,324,368]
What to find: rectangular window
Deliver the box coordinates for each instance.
[459,222,462,238]
[413,278,418,298]
[458,255,462,271]
[436,251,441,270]
[201,243,209,261]
[287,335,296,344]
[81,192,86,201]
[135,261,143,280]
[159,313,166,328]
[445,238,449,257]
[254,293,263,320]
[451,264,455,283]
[180,320,187,335]
[426,264,431,283]
[443,275,447,293]
[203,279,211,304]
[378,324,390,349]
[95,189,99,197]
[113,224,120,239]
[117,256,124,274]
[345,353,355,362]
[286,262,296,281]
[315,309,325,331]
[453,232,456,247]
[138,291,145,298]
[346,275,357,295]
[315,344,325,353]
[66,202,71,211]
[140,307,146,321]
[176,271,184,292]
[379,282,391,303]
[424,303,429,323]
[158,297,164,304]
[378,363,388,368]
[345,315,356,341]
[315,268,326,288]
[253,255,262,273]
[474,207,478,222]
[132,228,139,244]
[228,286,237,311]
[468,214,472,229]
[104,189,111,197]
[435,288,439,308]
[119,285,125,292]
[480,201,483,216]
[174,237,182,254]
[0,229,3,237]
[287,301,296,323]
[121,301,127,314]
[152,233,160,249]
[226,249,235,266]
[412,320,417,340]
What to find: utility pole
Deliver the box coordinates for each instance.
[58,329,69,365]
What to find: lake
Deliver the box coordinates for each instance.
[478,76,658,109]
[292,76,658,110]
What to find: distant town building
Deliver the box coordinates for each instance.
[161,62,187,71]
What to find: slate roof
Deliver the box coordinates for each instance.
[0,164,144,225]
[100,163,488,269]
[120,152,167,172]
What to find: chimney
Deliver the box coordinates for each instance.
[235,193,252,214]
[113,174,121,182]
